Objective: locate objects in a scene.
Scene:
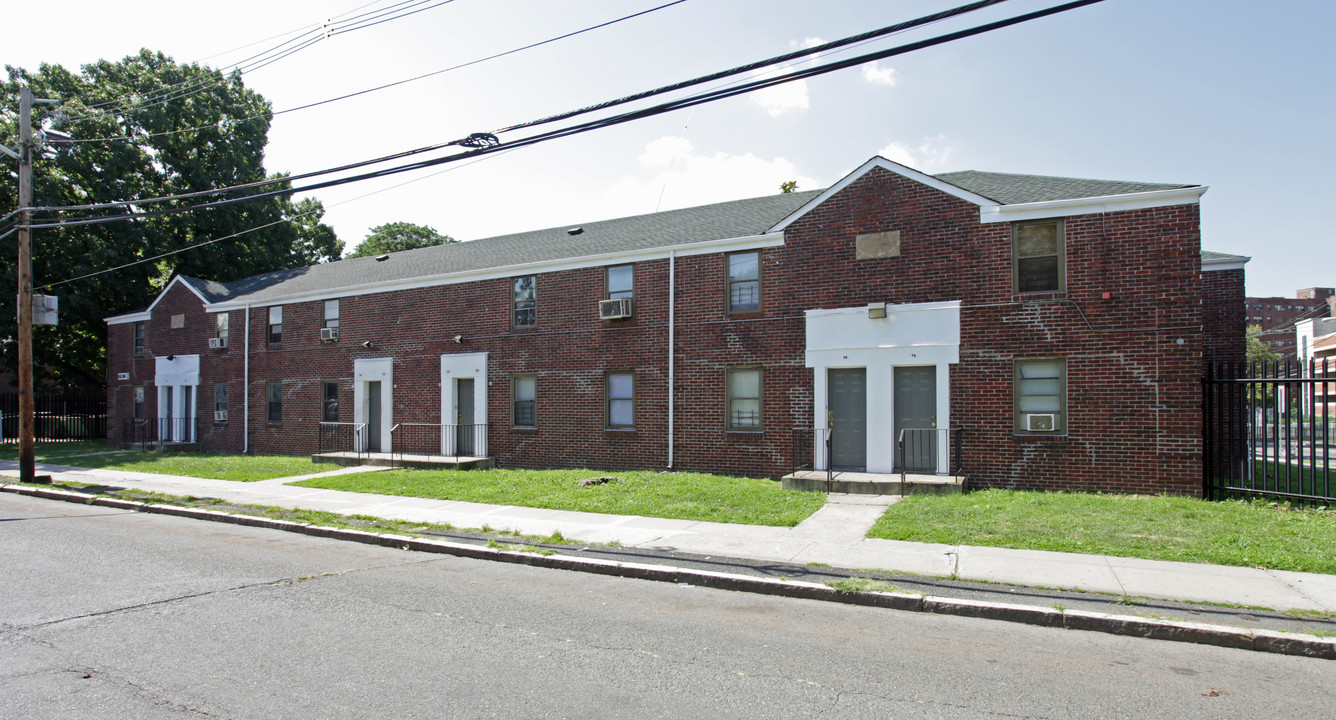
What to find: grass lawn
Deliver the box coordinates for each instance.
[0,440,117,460]
[34,452,322,482]
[294,468,826,526]
[869,489,1336,575]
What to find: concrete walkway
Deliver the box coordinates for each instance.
[4,460,1336,615]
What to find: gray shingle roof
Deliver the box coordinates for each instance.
[197,189,825,305]
[164,164,1206,309]
[933,170,1197,205]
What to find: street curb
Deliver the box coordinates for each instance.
[6,482,1334,660]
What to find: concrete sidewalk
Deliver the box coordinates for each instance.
[4,460,1336,616]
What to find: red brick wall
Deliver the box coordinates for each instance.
[1203,268,1246,365]
[105,166,1212,494]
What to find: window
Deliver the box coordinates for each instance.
[512,374,536,427]
[267,382,283,423]
[133,386,145,419]
[607,265,634,300]
[214,383,228,422]
[1015,358,1066,433]
[1013,219,1065,293]
[728,251,760,312]
[215,313,229,340]
[324,299,339,330]
[607,372,634,429]
[133,322,145,355]
[268,306,283,344]
[322,381,339,422]
[727,368,762,430]
[513,276,536,327]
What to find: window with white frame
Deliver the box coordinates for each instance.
[1015,358,1066,433]
[215,313,229,341]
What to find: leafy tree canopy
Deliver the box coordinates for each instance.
[1246,324,1280,365]
[348,222,454,258]
[1,50,342,389]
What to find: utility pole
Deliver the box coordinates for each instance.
[16,86,36,483]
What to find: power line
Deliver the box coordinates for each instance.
[44,0,996,213]
[68,0,691,146]
[31,0,1105,285]
[63,1,460,123]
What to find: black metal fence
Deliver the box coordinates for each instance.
[391,423,488,466]
[0,390,107,442]
[118,417,198,450]
[1204,360,1334,505]
[896,427,964,481]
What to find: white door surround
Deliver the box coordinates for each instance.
[805,301,960,474]
[154,354,199,442]
[354,357,394,453]
[441,352,489,456]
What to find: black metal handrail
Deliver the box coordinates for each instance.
[391,422,488,466]
[118,417,197,450]
[896,427,964,482]
[317,422,368,459]
[791,427,833,490]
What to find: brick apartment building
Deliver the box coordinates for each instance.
[1246,287,1335,358]
[105,156,1247,494]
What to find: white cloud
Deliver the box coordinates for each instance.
[861,61,898,87]
[877,136,954,173]
[746,37,827,118]
[749,71,809,117]
[604,138,820,213]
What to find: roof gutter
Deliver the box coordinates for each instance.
[977,186,1208,224]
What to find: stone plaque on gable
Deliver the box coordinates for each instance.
[856,230,900,259]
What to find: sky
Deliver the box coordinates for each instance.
[4,0,1332,298]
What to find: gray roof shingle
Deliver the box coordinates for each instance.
[162,165,1206,309]
[934,170,1196,205]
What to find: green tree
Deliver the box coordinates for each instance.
[1246,324,1280,365]
[348,222,454,258]
[779,180,798,194]
[1,50,341,389]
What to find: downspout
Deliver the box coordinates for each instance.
[667,250,676,469]
[243,304,250,454]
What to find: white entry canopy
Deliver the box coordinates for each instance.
[155,354,200,386]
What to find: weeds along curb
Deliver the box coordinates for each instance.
[6,482,1335,661]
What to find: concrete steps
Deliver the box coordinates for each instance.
[782,470,964,495]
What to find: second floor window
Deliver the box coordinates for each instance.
[268,306,283,344]
[133,322,146,355]
[215,313,229,340]
[513,276,536,327]
[607,265,634,300]
[728,251,760,312]
[324,299,339,329]
[1013,219,1065,293]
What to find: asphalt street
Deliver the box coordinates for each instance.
[2,492,1334,719]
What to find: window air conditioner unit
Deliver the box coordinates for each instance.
[598,298,633,320]
[208,337,227,349]
[1025,413,1056,432]
[321,327,339,342]
[214,410,228,422]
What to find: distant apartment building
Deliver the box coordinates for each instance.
[1246,287,1334,357]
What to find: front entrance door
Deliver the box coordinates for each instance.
[366,381,382,452]
[894,366,937,472]
[828,368,867,470]
[456,378,475,456]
